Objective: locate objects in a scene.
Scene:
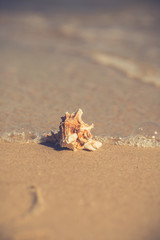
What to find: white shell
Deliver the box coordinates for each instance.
[84,140,102,151]
[67,133,78,144]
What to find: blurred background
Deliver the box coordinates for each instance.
[0,0,160,140]
[0,0,160,11]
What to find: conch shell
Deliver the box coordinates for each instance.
[45,109,102,151]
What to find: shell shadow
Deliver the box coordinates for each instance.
[40,142,70,151]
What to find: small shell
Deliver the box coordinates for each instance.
[57,109,102,151]
[44,109,102,151]
[67,133,78,144]
[84,140,102,151]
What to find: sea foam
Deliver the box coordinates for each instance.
[1,122,160,148]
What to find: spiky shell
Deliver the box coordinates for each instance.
[58,109,102,151]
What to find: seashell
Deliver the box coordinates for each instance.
[57,109,102,151]
[84,139,102,151]
[44,109,102,151]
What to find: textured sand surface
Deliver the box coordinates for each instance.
[0,143,160,240]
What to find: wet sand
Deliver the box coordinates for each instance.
[0,1,160,138]
[0,143,160,240]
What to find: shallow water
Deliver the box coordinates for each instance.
[0,2,160,147]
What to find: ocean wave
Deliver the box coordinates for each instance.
[0,131,42,143]
[98,121,160,148]
[103,135,160,148]
[1,121,160,148]
[91,52,160,88]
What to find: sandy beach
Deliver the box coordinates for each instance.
[0,143,160,240]
[0,0,160,239]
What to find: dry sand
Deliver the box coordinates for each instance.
[0,143,160,240]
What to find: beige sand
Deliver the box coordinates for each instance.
[0,143,160,240]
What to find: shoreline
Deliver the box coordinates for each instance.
[1,130,160,148]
